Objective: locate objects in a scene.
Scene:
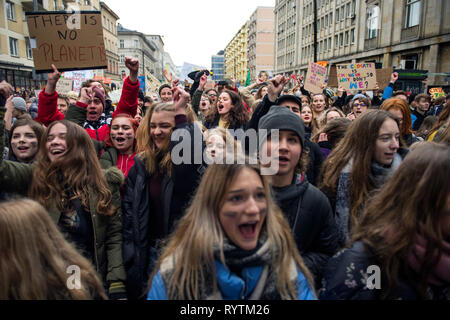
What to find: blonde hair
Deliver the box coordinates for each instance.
[136,102,174,175]
[149,163,315,300]
[0,199,106,300]
[204,126,242,156]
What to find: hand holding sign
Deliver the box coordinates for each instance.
[45,64,62,94]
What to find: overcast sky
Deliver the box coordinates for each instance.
[105,0,275,69]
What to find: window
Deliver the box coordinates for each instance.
[25,37,33,59]
[324,38,327,51]
[351,28,355,44]
[341,6,345,20]
[336,8,339,22]
[120,55,124,63]
[352,0,356,15]
[103,16,106,26]
[84,0,90,5]
[134,40,139,48]
[53,0,58,10]
[340,33,344,46]
[367,5,379,39]
[120,40,124,48]
[325,14,328,27]
[346,3,351,17]
[9,37,18,56]
[335,35,338,47]
[345,31,349,45]
[6,1,15,20]
[405,0,421,28]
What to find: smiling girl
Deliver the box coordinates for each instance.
[8,118,44,163]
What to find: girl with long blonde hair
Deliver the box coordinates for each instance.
[147,163,315,300]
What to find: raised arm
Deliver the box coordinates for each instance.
[113,57,140,118]
[35,64,65,126]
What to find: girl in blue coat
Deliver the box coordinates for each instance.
[147,162,316,300]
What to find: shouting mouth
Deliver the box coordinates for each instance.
[238,221,258,239]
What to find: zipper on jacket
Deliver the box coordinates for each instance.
[90,202,100,272]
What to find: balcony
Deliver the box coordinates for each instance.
[401,25,420,41]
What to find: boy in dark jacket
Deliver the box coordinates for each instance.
[258,105,339,288]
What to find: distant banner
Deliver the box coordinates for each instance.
[304,62,327,94]
[55,78,73,94]
[429,87,446,100]
[336,63,377,90]
[26,11,107,73]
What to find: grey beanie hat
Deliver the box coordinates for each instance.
[12,97,27,112]
[258,105,305,148]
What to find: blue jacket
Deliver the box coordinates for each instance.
[147,260,316,300]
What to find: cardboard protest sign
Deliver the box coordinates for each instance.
[429,88,446,100]
[327,65,338,88]
[336,63,377,90]
[55,78,73,94]
[304,62,327,94]
[376,67,394,90]
[26,11,107,73]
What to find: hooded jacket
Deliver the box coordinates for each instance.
[272,174,339,288]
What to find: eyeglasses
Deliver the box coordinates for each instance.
[208,94,218,97]
[353,103,366,107]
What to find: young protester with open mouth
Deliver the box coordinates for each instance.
[321,142,450,300]
[6,115,44,164]
[0,110,126,299]
[258,106,339,288]
[147,162,316,300]
[319,110,409,248]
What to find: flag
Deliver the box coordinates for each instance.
[245,69,251,87]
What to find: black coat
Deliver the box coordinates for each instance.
[272,174,339,289]
[320,241,450,300]
[122,116,206,299]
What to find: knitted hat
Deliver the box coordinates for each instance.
[352,94,368,101]
[258,105,305,149]
[92,87,106,109]
[12,97,27,112]
[325,88,335,99]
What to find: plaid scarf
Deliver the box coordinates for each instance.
[83,113,111,130]
[159,236,300,300]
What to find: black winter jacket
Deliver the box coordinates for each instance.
[320,241,450,300]
[272,174,339,289]
[122,115,206,299]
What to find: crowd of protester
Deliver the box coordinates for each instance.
[0,57,449,300]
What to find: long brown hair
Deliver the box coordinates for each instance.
[0,198,107,299]
[135,103,174,175]
[29,120,115,216]
[380,98,413,136]
[205,90,249,126]
[428,102,450,139]
[319,110,401,233]
[149,163,315,299]
[352,142,450,299]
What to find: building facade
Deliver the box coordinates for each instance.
[146,34,165,82]
[118,24,158,94]
[247,6,275,82]
[211,50,224,81]
[224,22,248,85]
[274,0,450,91]
[0,0,65,90]
[100,1,120,88]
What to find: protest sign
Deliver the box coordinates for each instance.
[55,78,73,94]
[376,67,394,90]
[304,62,327,94]
[429,88,446,100]
[26,11,107,73]
[63,70,94,92]
[336,63,377,90]
[327,65,338,88]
